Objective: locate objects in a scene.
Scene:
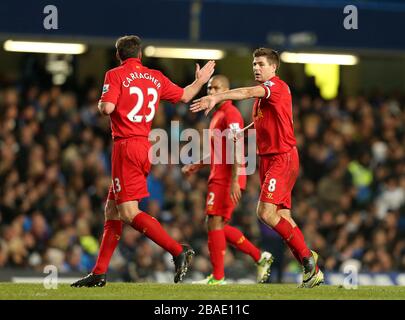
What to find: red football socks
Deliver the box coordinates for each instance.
[131,212,183,257]
[208,229,227,280]
[224,225,261,262]
[92,220,123,275]
[273,217,311,262]
[291,226,305,262]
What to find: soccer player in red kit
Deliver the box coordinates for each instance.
[71,35,215,287]
[190,48,324,288]
[182,75,274,285]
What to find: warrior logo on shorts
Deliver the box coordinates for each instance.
[266,192,273,200]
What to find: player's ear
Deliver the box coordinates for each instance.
[138,50,142,59]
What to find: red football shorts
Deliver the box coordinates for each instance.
[107,136,151,205]
[205,183,235,222]
[259,146,299,209]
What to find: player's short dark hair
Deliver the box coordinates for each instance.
[115,35,142,61]
[253,48,280,69]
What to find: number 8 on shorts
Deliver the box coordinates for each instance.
[268,178,276,192]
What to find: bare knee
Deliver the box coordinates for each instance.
[105,200,120,220]
[117,201,141,224]
[257,202,280,227]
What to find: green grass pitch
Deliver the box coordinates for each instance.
[0,283,404,300]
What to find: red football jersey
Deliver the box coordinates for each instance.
[100,58,184,139]
[252,76,296,155]
[208,100,247,189]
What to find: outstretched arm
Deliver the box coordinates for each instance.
[180,60,216,103]
[190,86,266,115]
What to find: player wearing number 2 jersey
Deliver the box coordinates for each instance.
[182,75,273,285]
[190,48,324,288]
[71,35,215,287]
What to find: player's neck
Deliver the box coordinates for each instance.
[121,57,142,65]
[262,73,276,82]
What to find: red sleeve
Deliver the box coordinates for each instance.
[159,73,184,104]
[260,80,281,103]
[100,70,121,105]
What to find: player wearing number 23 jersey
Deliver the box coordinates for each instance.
[70,35,215,288]
[101,58,184,139]
[101,57,184,204]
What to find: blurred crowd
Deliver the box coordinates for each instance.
[0,76,405,282]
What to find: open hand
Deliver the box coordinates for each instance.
[190,95,217,115]
[181,164,201,176]
[195,60,216,85]
[230,181,242,205]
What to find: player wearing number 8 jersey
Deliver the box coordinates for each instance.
[190,48,324,288]
[71,35,215,287]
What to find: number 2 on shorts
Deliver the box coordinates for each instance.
[207,192,215,205]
